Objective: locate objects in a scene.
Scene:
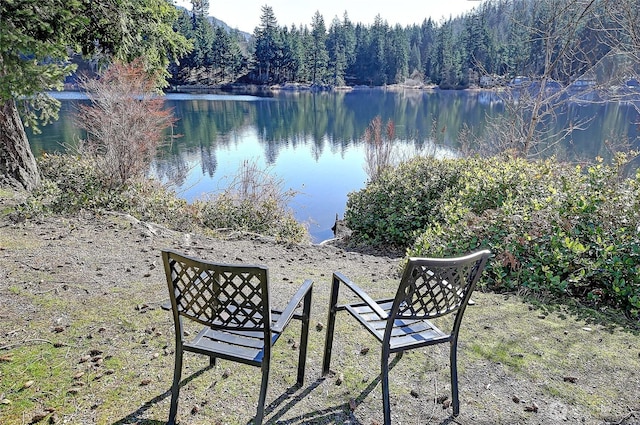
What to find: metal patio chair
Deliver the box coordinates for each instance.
[162,249,313,425]
[322,249,491,424]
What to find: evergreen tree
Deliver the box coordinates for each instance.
[370,15,389,85]
[327,17,347,85]
[420,18,436,83]
[191,0,209,19]
[386,24,409,83]
[310,11,329,84]
[253,5,280,83]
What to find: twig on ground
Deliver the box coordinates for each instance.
[0,338,55,351]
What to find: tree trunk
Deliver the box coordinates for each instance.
[0,99,40,191]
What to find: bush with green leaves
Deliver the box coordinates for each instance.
[345,156,465,247]
[346,154,640,318]
[19,153,194,231]
[21,154,308,243]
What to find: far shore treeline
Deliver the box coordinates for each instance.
[136,0,640,91]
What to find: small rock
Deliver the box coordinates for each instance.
[524,402,539,413]
[336,373,344,386]
[410,389,419,398]
[563,376,578,383]
[22,380,35,389]
[315,322,324,331]
[140,379,151,386]
[360,347,370,355]
[512,395,520,403]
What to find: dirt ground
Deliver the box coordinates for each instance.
[1,190,639,425]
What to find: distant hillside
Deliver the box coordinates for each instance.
[175,5,252,41]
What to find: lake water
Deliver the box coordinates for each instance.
[28,89,640,242]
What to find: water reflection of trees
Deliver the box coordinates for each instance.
[31,91,640,177]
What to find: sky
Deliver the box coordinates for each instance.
[172,0,486,33]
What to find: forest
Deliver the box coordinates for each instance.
[168,0,640,91]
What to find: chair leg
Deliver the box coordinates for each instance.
[381,348,392,425]
[209,356,216,367]
[168,346,184,425]
[322,275,340,375]
[296,288,313,386]
[255,363,270,425]
[450,341,460,416]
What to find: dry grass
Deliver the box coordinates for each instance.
[1,190,639,425]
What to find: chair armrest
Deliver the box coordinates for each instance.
[272,279,313,333]
[333,271,388,320]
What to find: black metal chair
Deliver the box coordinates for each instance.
[162,249,313,425]
[322,249,491,424]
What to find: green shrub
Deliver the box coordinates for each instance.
[19,154,308,244]
[19,153,194,229]
[346,154,640,317]
[344,156,464,246]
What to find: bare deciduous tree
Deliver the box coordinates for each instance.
[75,60,176,188]
[473,0,608,159]
[364,115,396,181]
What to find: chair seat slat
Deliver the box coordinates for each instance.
[185,338,264,363]
[388,328,449,349]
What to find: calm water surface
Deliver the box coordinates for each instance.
[28,90,640,242]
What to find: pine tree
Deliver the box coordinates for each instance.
[310,11,329,85]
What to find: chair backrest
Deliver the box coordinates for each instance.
[162,250,271,332]
[389,250,491,323]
